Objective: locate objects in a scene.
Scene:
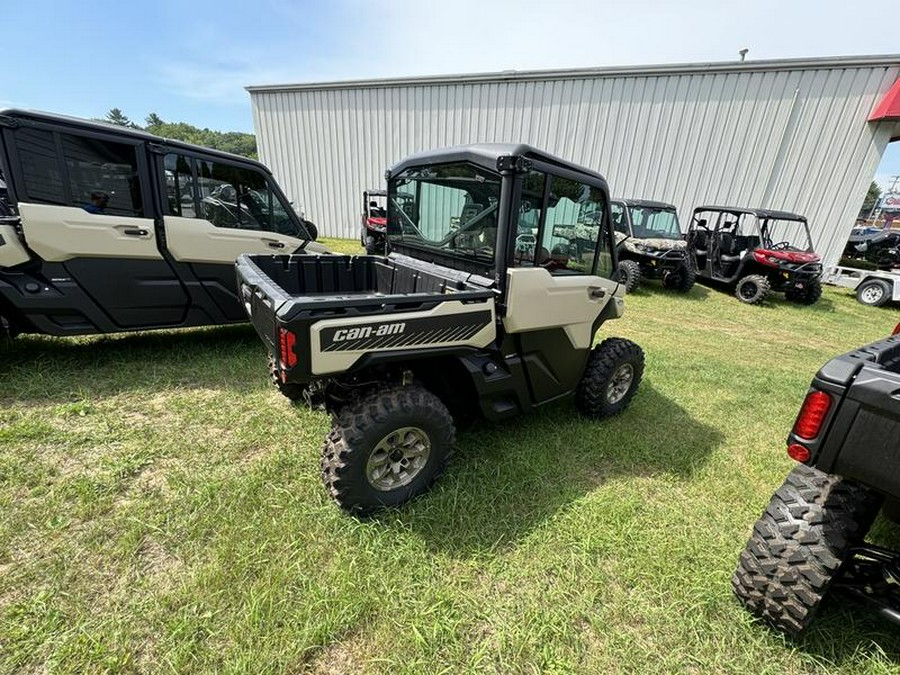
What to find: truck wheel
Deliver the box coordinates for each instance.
[575,338,644,419]
[856,279,891,307]
[663,263,696,293]
[732,464,882,636]
[786,278,823,305]
[364,235,378,255]
[320,385,456,515]
[268,357,306,402]
[303,219,319,241]
[734,274,770,305]
[616,260,642,293]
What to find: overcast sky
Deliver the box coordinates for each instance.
[3,0,898,186]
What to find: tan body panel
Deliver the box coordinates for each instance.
[19,203,160,262]
[309,299,496,376]
[0,223,30,268]
[163,215,309,264]
[503,267,623,350]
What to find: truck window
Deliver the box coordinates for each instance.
[538,175,613,278]
[610,203,628,235]
[512,170,546,267]
[389,162,502,266]
[189,157,300,236]
[13,127,66,204]
[164,153,196,218]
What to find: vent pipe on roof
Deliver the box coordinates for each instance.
[739,48,749,62]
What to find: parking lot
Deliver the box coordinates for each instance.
[1,237,898,673]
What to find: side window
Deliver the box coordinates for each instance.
[164,153,196,218]
[60,134,143,216]
[194,159,299,236]
[538,175,613,278]
[13,128,66,204]
[610,203,628,235]
[513,170,546,267]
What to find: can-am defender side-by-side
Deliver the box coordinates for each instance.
[360,188,388,254]
[686,206,823,305]
[610,199,695,293]
[237,144,644,515]
[0,109,325,340]
[733,330,900,635]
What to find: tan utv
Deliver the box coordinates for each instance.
[0,109,326,341]
[237,144,645,515]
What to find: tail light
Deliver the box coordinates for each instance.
[792,390,832,440]
[279,328,298,368]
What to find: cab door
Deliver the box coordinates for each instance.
[158,151,323,320]
[6,123,188,330]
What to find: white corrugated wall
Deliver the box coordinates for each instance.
[249,58,900,267]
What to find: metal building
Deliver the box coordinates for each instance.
[248,55,900,266]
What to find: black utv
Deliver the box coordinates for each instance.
[610,199,694,293]
[686,206,823,305]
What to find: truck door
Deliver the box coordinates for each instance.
[158,151,321,321]
[5,123,189,330]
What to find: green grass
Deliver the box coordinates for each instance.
[2,243,900,673]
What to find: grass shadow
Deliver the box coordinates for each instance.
[386,383,723,556]
[630,282,712,301]
[1,325,265,404]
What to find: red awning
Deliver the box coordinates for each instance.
[869,78,900,121]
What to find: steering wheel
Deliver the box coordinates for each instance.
[769,241,791,251]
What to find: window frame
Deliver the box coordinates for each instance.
[2,119,153,217]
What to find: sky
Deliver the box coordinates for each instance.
[2,0,898,188]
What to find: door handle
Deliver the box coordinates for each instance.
[590,287,607,299]
[267,241,285,249]
[122,228,149,236]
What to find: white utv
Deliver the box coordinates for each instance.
[237,144,645,515]
[0,109,324,340]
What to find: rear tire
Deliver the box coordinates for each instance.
[575,338,644,419]
[855,278,891,307]
[364,235,379,255]
[663,263,696,293]
[616,259,642,293]
[732,464,882,636]
[268,357,306,402]
[786,278,823,305]
[303,219,319,241]
[320,385,455,515]
[734,274,770,305]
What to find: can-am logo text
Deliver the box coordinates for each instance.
[332,322,406,342]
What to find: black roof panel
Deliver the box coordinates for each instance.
[693,205,806,221]
[612,197,676,210]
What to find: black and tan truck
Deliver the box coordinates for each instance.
[237,144,644,514]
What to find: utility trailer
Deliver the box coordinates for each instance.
[824,265,900,307]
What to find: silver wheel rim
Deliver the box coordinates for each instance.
[861,285,884,304]
[606,363,635,405]
[366,426,431,492]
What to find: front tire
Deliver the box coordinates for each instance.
[663,263,696,293]
[575,338,644,419]
[856,278,891,307]
[734,274,770,305]
[303,219,319,241]
[616,259,642,293]
[732,464,882,636]
[320,386,456,515]
[785,277,823,305]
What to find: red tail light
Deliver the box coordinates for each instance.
[792,390,832,440]
[787,443,811,463]
[279,328,298,368]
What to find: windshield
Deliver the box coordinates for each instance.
[629,206,681,239]
[759,217,813,252]
[388,162,502,264]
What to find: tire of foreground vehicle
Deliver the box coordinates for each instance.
[663,263,696,293]
[268,357,306,401]
[734,274,771,305]
[575,338,644,419]
[732,463,882,636]
[855,278,891,307]
[616,259,642,293]
[785,278,823,305]
[320,385,456,515]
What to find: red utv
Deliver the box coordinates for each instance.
[686,206,823,305]
[360,189,387,254]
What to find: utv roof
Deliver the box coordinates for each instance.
[0,108,272,174]
[364,188,387,197]
[387,143,608,186]
[693,205,806,221]
[613,197,676,210]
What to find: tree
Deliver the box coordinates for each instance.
[861,180,882,215]
[145,112,164,129]
[105,108,138,128]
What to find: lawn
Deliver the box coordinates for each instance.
[2,240,899,674]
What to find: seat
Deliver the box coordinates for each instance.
[692,230,709,256]
[718,232,742,264]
